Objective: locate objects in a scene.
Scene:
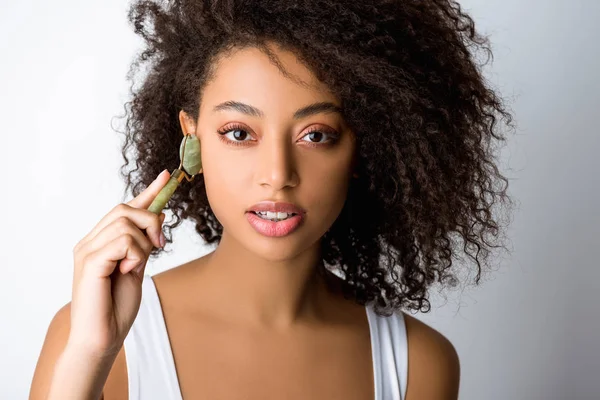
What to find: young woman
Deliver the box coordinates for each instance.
[30,1,513,399]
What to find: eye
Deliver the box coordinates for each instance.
[299,127,340,147]
[216,124,254,146]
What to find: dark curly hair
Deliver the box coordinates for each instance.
[116,0,516,316]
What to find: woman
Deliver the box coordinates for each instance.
[30,0,513,399]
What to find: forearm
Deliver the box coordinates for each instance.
[45,344,117,400]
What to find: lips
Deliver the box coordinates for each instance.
[246,201,306,215]
[245,212,304,237]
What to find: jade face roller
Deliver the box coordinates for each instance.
[147,133,202,215]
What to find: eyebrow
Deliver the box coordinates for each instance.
[212,100,343,119]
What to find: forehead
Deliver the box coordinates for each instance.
[200,44,340,114]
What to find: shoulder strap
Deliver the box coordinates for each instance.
[123,274,183,400]
[366,306,408,400]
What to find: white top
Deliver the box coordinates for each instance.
[123,274,408,399]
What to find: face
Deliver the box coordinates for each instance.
[180,43,356,261]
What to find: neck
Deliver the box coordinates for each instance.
[198,230,337,330]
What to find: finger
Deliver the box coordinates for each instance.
[127,169,171,209]
[73,170,169,254]
[76,206,165,253]
[77,216,156,265]
[81,234,147,279]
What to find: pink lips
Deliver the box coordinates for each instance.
[245,211,304,237]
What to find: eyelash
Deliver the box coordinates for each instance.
[216,123,340,148]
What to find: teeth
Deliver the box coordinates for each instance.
[254,211,296,221]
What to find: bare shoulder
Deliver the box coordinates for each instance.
[402,312,461,400]
[29,302,72,399]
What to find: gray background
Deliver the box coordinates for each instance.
[0,0,598,398]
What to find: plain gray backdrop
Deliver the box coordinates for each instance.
[0,0,598,398]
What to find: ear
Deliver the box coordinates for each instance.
[178,110,197,137]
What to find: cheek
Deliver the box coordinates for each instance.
[202,156,252,224]
[305,164,351,222]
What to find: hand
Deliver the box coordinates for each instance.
[67,169,171,357]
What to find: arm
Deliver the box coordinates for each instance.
[29,302,115,400]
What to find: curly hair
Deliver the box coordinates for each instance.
[116,0,516,316]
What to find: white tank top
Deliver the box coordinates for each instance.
[123,273,408,400]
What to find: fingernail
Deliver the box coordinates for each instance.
[134,261,146,274]
[159,231,166,248]
[157,169,167,179]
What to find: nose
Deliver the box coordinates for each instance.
[255,132,299,190]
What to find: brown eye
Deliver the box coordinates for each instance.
[306,132,324,142]
[300,129,340,146]
[216,123,255,146]
[231,129,248,141]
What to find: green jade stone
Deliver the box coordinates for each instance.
[179,134,202,176]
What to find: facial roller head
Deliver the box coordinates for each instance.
[179,133,202,175]
[147,133,202,216]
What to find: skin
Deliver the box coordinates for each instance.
[30,42,460,399]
